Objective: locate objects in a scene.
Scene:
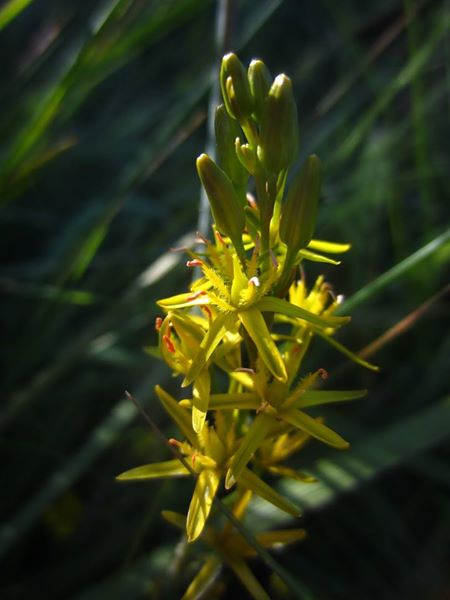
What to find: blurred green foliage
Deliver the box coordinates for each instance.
[0,0,449,598]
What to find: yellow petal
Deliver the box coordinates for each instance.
[255,296,350,328]
[226,413,273,488]
[238,467,301,517]
[225,557,271,600]
[155,385,197,447]
[279,407,349,449]
[296,389,367,408]
[181,556,221,600]
[239,309,287,382]
[308,239,351,253]
[116,460,189,481]
[186,469,220,542]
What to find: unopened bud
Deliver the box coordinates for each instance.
[279,155,322,254]
[260,74,299,174]
[215,105,248,189]
[196,153,246,257]
[235,137,257,175]
[220,53,253,121]
[248,59,272,122]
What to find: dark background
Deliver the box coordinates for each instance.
[0,0,449,598]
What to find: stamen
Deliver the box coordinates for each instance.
[248,276,260,287]
[318,368,328,380]
[186,259,203,267]
[163,334,176,353]
[155,317,163,331]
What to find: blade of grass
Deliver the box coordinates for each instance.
[337,227,450,314]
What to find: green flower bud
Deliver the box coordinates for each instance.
[248,59,272,122]
[220,53,253,121]
[196,153,246,256]
[235,137,257,175]
[279,154,322,255]
[215,104,248,189]
[259,74,299,174]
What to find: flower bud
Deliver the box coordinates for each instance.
[259,74,299,174]
[220,53,253,121]
[196,153,246,255]
[215,104,248,189]
[248,59,272,122]
[279,154,322,255]
[235,137,257,175]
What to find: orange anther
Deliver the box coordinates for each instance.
[186,259,203,267]
[163,334,176,353]
[155,317,163,331]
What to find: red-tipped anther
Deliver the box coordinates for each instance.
[186,259,203,268]
[318,368,328,380]
[186,290,207,302]
[155,317,163,331]
[168,438,180,447]
[215,230,227,245]
[191,453,197,466]
[201,305,212,319]
[163,334,176,353]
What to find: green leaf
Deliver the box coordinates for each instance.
[255,296,350,328]
[226,413,273,488]
[116,460,189,481]
[239,308,287,382]
[239,467,301,517]
[279,408,349,449]
[0,0,33,31]
[186,469,220,542]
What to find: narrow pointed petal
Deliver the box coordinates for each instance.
[155,385,197,447]
[183,312,233,387]
[161,510,187,530]
[298,249,341,265]
[186,469,220,542]
[267,465,317,483]
[192,368,211,433]
[181,557,221,600]
[225,413,273,488]
[279,407,349,449]
[157,292,210,310]
[255,296,350,328]
[308,239,351,254]
[296,389,367,408]
[239,309,287,382]
[239,467,301,517]
[226,558,271,600]
[314,329,380,371]
[116,460,189,481]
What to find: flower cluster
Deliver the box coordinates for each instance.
[118,54,378,599]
